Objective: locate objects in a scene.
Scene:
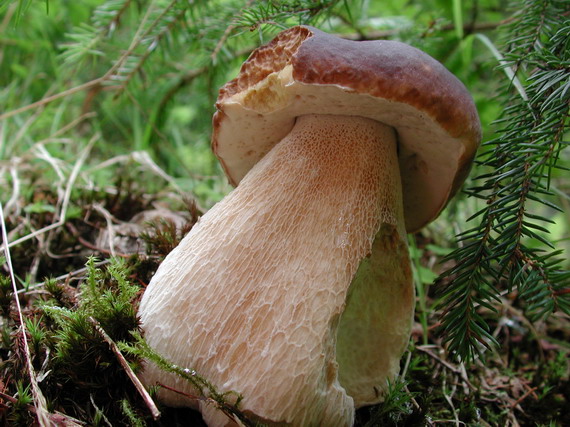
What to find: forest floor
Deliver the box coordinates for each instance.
[0,177,568,426]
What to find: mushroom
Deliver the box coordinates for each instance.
[138,26,481,426]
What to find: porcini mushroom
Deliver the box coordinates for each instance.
[138,26,481,426]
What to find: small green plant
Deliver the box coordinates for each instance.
[8,381,35,425]
[140,200,200,258]
[355,378,421,426]
[24,317,46,357]
[120,398,147,427]
[0,270,12,316]
[0,257,148,424]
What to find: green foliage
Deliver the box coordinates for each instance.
[9,381,35,425]
[24,316,46,356]
[232,0,345,34]
[437,0,570,362]
[43,277,68,307]
[120,398,147,427]
[30,257,146,424]
[358,379,419,426]
[81,257,140,338]
[0,268,12,315]
[43,257,140,359]
[59,0,130,66]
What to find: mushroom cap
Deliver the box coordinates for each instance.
[212,25,481,232]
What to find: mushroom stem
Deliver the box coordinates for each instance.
[139,114,413,425]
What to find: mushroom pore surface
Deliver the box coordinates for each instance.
[138,114,413,425]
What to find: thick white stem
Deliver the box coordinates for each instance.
[139,114,412,426]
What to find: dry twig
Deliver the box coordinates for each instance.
[87,317,161,420]
[0,202,52,426]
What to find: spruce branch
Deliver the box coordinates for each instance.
[232,0,344,34]
[59,0,132,65]
[437,0,570,362]
[0,0,189,120]
[105,0,189,96]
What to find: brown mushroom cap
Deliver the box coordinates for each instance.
[212,25,481,232]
